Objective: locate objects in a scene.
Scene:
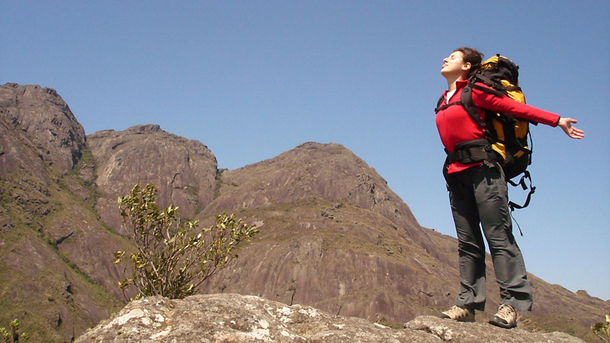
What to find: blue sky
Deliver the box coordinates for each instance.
[2,1,609,301]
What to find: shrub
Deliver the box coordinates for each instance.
[0,319,29,342]
[592,315,610,342]
[114,184,258,300]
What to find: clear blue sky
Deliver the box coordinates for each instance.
[3,1,609,301]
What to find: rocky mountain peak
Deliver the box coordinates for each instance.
[207,141,419,229]
[125,124,163,133]
[0,83,86,174]
[87,124,218,231]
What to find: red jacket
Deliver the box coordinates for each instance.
[436,80,560,174]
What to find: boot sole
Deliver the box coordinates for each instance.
[489,317,517,329]
[438,314,475,322]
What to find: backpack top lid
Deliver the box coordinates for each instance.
[478,55,520,87]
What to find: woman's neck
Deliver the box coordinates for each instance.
[446,75,466,92]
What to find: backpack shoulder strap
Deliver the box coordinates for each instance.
[460,82,487,129]
[434,94,444,113]
[436,94,444,108]
[469,79,506,97]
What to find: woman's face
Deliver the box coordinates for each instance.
[441,51,470,78]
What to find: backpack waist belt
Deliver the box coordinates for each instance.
[445,139,499,165]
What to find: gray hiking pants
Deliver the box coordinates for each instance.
[444,161,533,312]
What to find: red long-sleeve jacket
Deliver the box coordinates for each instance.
[436,80,560,174]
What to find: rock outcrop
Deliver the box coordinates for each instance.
[76,293,585,343]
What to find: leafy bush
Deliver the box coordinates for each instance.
[114,184,258,300]
[0,319,29,343]
[592,315,610,342]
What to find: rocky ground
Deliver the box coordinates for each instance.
[76,293,585,343]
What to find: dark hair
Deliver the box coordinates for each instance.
[454,47,484,78]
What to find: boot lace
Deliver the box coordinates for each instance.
[497,304,516,319]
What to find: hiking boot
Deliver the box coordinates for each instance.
[439,305,475,322]
[489,304,517,329]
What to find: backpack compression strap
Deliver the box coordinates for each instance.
[434,94,461,113]
[471,73,523,94]
[508,171,536,211]
[435,101,463,113]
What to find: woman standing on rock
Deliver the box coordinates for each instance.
[435,47,584,328]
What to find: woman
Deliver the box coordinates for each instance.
[436,47,584,328]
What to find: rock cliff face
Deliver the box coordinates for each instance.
[0,83,130,342]
[1,83,607,342]
[0,83,85,175]
[75,293,585,343]
[87,124,217,231]
[197,142,461,322]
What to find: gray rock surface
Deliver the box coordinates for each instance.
[76,293,585,343]
[407,316,585,343]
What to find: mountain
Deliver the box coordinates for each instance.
[196,141,458,322]
[0,83,130,341]
[87,124,218,232]
[0,83,607,342]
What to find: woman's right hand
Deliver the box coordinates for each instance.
[558,117,585,139]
